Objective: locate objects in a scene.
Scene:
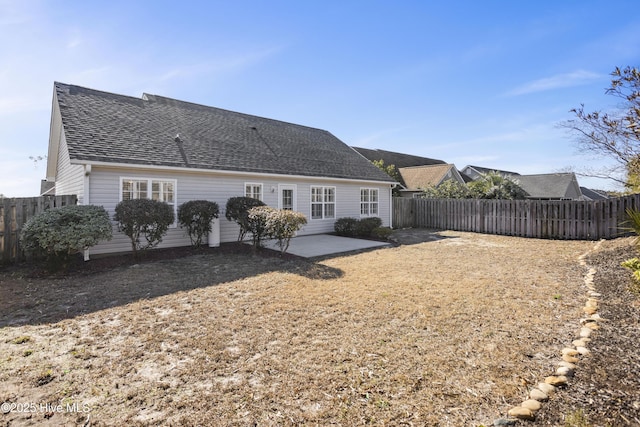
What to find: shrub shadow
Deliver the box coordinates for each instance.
[0,243,343,328]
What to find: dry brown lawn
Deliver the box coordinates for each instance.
[0,231,599,426]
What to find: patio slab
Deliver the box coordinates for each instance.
[261,234,391,258]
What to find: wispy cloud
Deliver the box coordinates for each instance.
[505,70,602,96]
[156,46,285,84]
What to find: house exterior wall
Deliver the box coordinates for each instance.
[54,131,85,203]
[86,165,392,255]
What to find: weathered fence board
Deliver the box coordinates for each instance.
[393,194,640,240]
[0,195,77,264]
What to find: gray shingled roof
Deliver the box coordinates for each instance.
[54,82,395,183]
[352,147,446,168]
[516,173,580,199]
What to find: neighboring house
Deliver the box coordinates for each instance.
[352,147,447,189]
[45,83,396,256]
[580,187,610,201]
[397,164,466,198]
[461,165,520,180]
[516,173,584,200]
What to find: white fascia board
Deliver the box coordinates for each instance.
[70,159,396,186]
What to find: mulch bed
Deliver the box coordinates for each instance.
[533,241,640,426]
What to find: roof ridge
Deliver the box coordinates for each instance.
[54,82,146,103]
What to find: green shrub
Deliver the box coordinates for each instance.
[113,199,174,258]
[177,200,220,248]
[264,209,307,254]
[225,197,266,241]
[334,217,358,237]
[371,226,393,240]
[245,205,272,249]
[245,207,308,254]
[20,205,112,269]
[356,217,383,237]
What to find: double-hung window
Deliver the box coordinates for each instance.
[360,188,379,217]
[121,177,177,224]
[311,186,335,220]
[245,183,263,201]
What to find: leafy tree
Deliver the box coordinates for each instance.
[419,180,472,199]
[114,199,175,259]
[468,171,527,199]
[225,197,266,241]
[562,66,640,189]
[177,200,220,248]
[20,205,112,269]
[372,159,402,196]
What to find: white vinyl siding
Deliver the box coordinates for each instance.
[310,186,335,220]
[86,167,392,255]
[360,188,379,217]
[54,131,84,202]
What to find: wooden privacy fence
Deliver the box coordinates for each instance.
[1,195,77,264]
[393,194,640,240]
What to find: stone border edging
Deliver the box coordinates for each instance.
[493,240,605,426]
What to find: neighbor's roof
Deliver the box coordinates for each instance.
[352,147,446,168]
[580,187,609,201]
[462,165,521,177]
[516,173,580,199]
[52,82,395,183]
[398,164,459,190]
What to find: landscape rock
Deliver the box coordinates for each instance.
[556,366,574,376]
[538,382,556,395]
[579,327,592,338]
[521,399,542,412]
[562,354,579,363]
[561,348,579,356]
[544,375,568,386]
[558,361,576,369]
[572,339,587,347]
[507,406,535,420]
[576,346,590,355]
[583,306,597,315]
[529,388,548,401]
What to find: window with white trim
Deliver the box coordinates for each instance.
[120,177,177,223]
[360,188,379,217]
[311,186,335,220]
[245,183,263,200]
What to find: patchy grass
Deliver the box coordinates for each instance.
[0,231,596,426]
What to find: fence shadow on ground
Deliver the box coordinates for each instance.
[389,228,458,246]
[0,244,343,328]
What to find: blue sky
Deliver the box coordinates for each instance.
[1,0,639,196]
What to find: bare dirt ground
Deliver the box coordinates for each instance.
[0,230,634,426]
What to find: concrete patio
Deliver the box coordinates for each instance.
[261,234,391,258]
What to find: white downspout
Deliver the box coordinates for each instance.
[83,164,91,261]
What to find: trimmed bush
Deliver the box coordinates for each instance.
[245,205,272,249]
[225,197,266,241]
[246,206,308,254]
[371,226,393,240]
[334,217,358,237]
[177,200,220,248]
[264,209,307,254]
[20,205,112,269]
[114,199,174,258]
[356,217,383,237]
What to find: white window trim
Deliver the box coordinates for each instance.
[360,187,380,218]
[310,186,336,220]
[119,177,178,227]
[244,182,263,201]
[278,184,297,211]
